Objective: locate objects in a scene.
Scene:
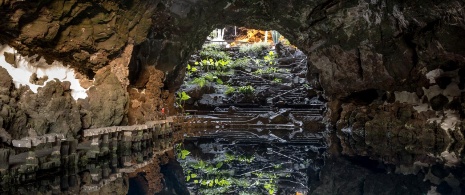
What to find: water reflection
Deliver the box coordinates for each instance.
[176,132,325,194]
[1,113,464,194]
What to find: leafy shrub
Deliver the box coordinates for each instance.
[195,58,231,71]
[272,78,282,83]
[230,57,251,68]
[176,91,191,109]
[199,43,231,61]
[263,51,276,65]
[238,85,255,94]
[253,67,278,75]
[239,42,269,56]
[191,77,208,87]
[224,85,236,95]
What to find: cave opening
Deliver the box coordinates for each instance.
[172,26,327,195]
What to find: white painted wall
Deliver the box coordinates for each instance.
[0,44,89,100]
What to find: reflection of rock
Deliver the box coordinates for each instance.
[302,116,325,133]
[335,64,465,166]
[311,158,430,195]
[336,102,455,165]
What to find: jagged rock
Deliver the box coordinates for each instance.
[3,52,15,67]
[128,66,167,124]
[84,66,128,128]
[0,127,11,145]
[14,80,82,138]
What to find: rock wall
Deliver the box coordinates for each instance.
[1,0,465,165]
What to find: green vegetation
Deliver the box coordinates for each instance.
[253,67,278,75]
[190,72,224,87]
[177,145,280,195]
[194,58,231,71]
[175,144,191,160]
[230,57,251,69]
[263,51,276,65]
[238,85,255,94]
[200,44,231,61]
[272,78,282,83]
[191,77,208,87]
[239,42,269,56]
[224,85,236,95]
[176,91,191,109]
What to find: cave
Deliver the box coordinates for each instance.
[1,0,465,194]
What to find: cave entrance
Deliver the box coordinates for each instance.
[173,27,327,194]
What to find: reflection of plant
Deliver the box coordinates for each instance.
[264,180,277,195]
[238,85,255,94]
[179,146,280,195]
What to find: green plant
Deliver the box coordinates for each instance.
[204,72,217,81]
[239,42,269,56]
[263,180,277,195]
[224,85,236,95]
[253,67,278,75]
[187,64,198,73]
[230,57,251,68]
[272,78,282,83]
[178,149,190,160]
[176,91,191,109]
[199,45,231,61]
[196,58,231,71]
[238,85,255,94]
[175,144,191,160]
[263,51,276,65]
[191,77,208,87]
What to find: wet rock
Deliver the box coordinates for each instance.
[269,113,289,124]
[431,164,450,179]
[363,174,429,195]
[437,181,453,194]
[436,76,452,89]
[311,157,371,195]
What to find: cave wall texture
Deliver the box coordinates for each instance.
[1,0,465,164]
